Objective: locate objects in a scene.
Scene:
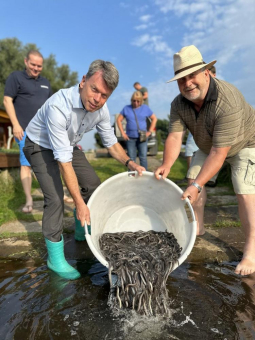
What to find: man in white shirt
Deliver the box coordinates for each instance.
[24,60,145,280]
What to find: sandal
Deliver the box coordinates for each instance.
[64,195,74,203]
[22,204,33,213]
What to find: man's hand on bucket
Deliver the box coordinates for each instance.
[76,201,90,227]
[181,185,199,203]
[128,162,146,176]
[154,165,171,180]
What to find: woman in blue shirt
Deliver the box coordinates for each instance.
[117,91,157,170]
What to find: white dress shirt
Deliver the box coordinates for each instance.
[26,84,117,162]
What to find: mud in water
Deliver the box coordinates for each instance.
[0,257,255,340]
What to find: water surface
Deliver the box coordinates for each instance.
[0,257,255,340]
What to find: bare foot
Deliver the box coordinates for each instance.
[22,204,33,213]
[235,258,255,276]
[196,226,205,236]
[64,195,74,203]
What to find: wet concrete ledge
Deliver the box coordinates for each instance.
[0,222,244,266]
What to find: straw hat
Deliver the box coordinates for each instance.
[167,45,216,82]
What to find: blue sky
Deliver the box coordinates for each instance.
[1,0,255,150]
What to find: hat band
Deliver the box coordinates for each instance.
[175,62,204,75]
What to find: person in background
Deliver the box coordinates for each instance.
[3,50,52,213]
[185,131,199,169]
[117,91,157,170]
[133,82,149,106]
[155,45,255,276]
[23,60,145,280]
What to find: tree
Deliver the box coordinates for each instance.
[156,117,170,150]
[0,38,78,104]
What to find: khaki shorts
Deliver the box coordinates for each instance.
[187,148,255,194]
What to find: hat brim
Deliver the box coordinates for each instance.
[167,60,217,82]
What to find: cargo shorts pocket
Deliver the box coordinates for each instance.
[244,159,255,185]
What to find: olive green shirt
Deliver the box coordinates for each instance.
[139,86,149,106]
[169,77,255,158]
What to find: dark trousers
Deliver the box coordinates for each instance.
[23,137,100,241]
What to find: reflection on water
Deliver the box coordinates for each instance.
[0,258,254,340]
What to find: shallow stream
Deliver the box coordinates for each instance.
[0,254,255,340]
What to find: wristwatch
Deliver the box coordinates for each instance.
[125,158,132,167]
[191,182,202,193]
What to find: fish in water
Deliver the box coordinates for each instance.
[99,230,182,316]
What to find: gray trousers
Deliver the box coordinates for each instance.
[23,137,101,242]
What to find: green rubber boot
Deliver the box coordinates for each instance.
[74,208,86,241]
[45,235,81,280]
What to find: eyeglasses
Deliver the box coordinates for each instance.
[132,100,140,103]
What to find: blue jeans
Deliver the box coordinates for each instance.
[126,138,148,170]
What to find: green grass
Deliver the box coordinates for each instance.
[168,157,187,181]
[211,220,241,228]
[0,231,43,239]
[0,159,127,226]
[0,143,19,153]
[0,154,233,226]
[90,158,127,182]
[155,153,187,181]
[0,171,41,225]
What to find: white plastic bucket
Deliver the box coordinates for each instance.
[85,171,197,272]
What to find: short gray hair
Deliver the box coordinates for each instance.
[26,50,44,60]
[86,60,119,91]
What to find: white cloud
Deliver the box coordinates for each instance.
[132,34,151,46]
[135,22,156,31]
[135,5,149,13]
[140,14,153,22]
[132,34,174,58]
[154,0,255,59]
[135,24,149,31]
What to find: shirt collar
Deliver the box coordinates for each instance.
[206,76,218,102]
[72,84,87,110]
[22,68,41,80]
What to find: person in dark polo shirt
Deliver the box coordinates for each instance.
[155,45,255,277]
[3,50,52,213]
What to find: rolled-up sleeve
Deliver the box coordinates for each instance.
[96,107,117,148]
[169,101,186,133]
[45,105,73,162]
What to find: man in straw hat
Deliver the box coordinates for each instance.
[155,45,255,276]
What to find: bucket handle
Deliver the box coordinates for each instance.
[85,222,91,235]
[128,171,137,177]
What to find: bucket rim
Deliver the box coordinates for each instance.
[85,171,197,270]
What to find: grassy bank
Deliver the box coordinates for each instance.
[0,155,232,226]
